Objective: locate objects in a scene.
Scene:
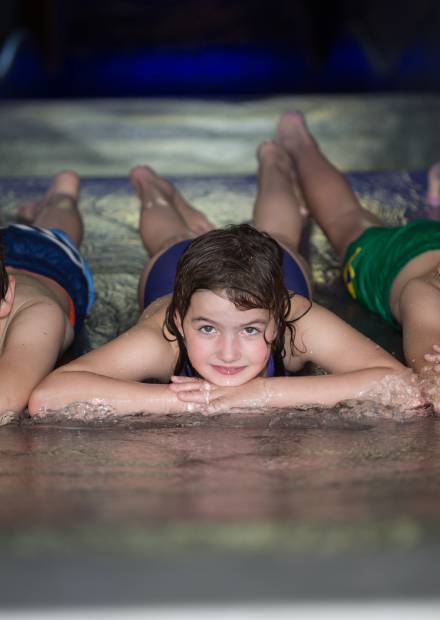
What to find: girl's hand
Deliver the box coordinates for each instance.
[169,375,268,415]
[423,344,440,372]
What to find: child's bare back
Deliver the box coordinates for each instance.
[0,171,93,415]
[1,270,74,350]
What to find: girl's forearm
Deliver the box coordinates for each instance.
[172,367,422,415]
[0,362,41,414]
[262,368,419,409]
[0,381,28,415]
[28,370,187,417]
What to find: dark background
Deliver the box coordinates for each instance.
[1,0,440,97]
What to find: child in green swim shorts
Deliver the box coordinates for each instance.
[342,220,440,328]
[276,111,440,381]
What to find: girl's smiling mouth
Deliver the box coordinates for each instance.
[210,364,247,375]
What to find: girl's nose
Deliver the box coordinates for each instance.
[218,333,240,362]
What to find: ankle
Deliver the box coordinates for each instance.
[45,193,77,211]
[257,141,291,170]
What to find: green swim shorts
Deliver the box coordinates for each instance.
[342,219,440,327]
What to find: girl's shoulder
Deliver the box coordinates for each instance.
[136,293,178,359]
[282,294,313,372]
[138,294,171,326]
[287,293,312,322]
[66,295,178,383]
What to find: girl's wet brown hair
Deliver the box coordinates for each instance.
[164,223,308,376]
[0,241,8,302]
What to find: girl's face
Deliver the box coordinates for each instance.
[178,289,276,387]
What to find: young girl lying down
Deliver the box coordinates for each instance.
[29,139,422,417]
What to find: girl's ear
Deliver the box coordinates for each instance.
[0,274,15,318]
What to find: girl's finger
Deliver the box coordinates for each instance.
[170,375,201,384]
[176,390,221,403]
[424,353,440,362]
[176,392,207,402]
[169,382,203,393]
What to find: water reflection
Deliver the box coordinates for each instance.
[1,414,439,536]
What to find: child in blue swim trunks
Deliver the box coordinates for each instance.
[0,171,93,417]
[31,141,421,418]
[275,111,440,384]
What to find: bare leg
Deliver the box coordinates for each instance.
[172,185,215,234]
[22,170,83,246]
[252,140,312,289]
[131,165,214,238]
[426,162,440,207]
[130,165,194,256]
[130,166,198,307]
[277,111,383,261]
[253,140,306,251]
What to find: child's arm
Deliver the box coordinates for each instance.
[398,279,440,413]
[423,344,440,372]
[399,278,440,372]
[170,302,423,413]
[28,319,192,417]
[0,302,69,414]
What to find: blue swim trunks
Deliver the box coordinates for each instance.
[1,224,94,332]
[143,239,310,308]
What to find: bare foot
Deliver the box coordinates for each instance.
[46,169,80,198]
[257,139,292,171]
[130,165,173,208]
[17,170,80,223]
[17,200,43,223]
[426,162,440,207]
[172,187,215,234]
[276,111,317,158]
[130,165,214,234]
[292,173,309,218]
[257,140,309,218]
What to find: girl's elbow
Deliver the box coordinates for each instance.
[28,369,83,416]
[384,364,405,375]
[380,357,408,374]
[28,377,55,416]
[0,394,27,417]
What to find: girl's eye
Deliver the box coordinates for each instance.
[243,326,259,336]
[199,325,216,335]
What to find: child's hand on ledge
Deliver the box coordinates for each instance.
[423,344,440,373]
[169,375,268,415]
